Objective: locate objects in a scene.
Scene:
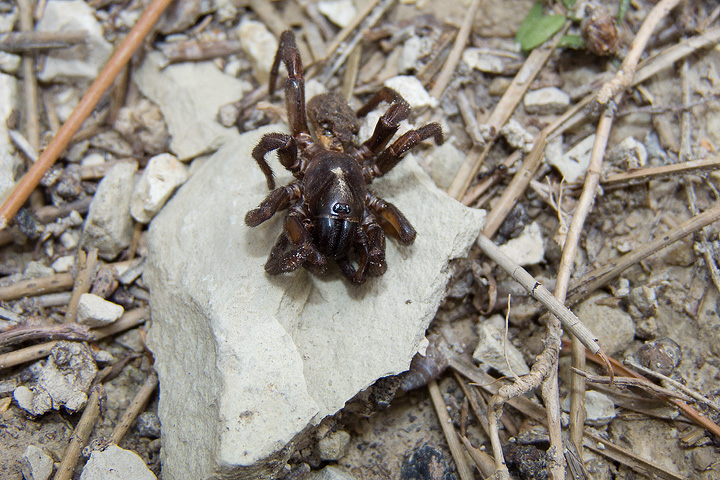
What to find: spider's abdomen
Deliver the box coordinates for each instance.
[313,216,358,258]
[303,152,366,258]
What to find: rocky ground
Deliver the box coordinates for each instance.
[1,0,720,479]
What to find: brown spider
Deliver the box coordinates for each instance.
[245,30,443,285]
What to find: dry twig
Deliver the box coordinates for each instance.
[0,307,149,369]
[428,379,474,480]
[0,0,175,230]
[64,248,99,323]
[110,371,159,445]
[54,386,104,480]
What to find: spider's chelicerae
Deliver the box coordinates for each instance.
[245,30,444,285]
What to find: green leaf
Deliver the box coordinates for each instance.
[561,0,576,8]
[559,34,585,50]
[516,11,567,51]
[516,3,545,45]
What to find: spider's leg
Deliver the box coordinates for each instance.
[354,101,410,164]
[337,232,369,285]
[366,192,416,244]
[264,232,290,274]
[245,182,301,227]
[364,218,387,276]
[364,123,444,180]
[266,211,326,274]
[357,87,407,118]
[269,30,310,138]
[252,134,302,190]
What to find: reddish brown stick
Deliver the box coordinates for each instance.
[0,0,174,230]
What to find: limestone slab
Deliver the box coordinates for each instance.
[145,125,485,479]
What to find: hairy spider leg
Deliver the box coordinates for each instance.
[251,133,303,191]
[269,30,310,138]
[336,211,390,284]
[366,123,444,179]
[245,182,301,227]
[354,102,410,165]
[356,87,408,118]
[366,192,416,244]
[265,211,327,275]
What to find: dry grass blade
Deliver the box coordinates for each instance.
[0,272,74,301]
[594,156,720,188]
[583,431,685,480]
[567,202,720,304]
[428,379,474,480]
[110,371,159,445]
[64,248,98,323]
[581,345,720,438]
[54,386,103,480]
[476,233,604,357]
[429,0,481,100]
[447,22,569,200]
[595,0,683,106]
[0,307,149,369]
[0,0,176,230]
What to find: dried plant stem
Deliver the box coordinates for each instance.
[624,361,720,411]
[459,435,495,478]
[596,0,683,106]
[0,323,92,348]
[596,156,720,187]
[0,307,149,369]
[110,371,159,445]
[0,0,175,230]
[64,248,98,323]
[0,272,74,301]
[18,0,40,151]
[567,202,720,304]
[319,0,393,83]
[573,368,693,402]
[54,387,103,480]
[562,93,622,455]
[323,0,383,60]
[476,233,605,358]
[429,0,481,100]
[452,357,687,480]
[448,22,569,200]
[428,379,474,480]
[0,31,86,53]
[582,346,720,437]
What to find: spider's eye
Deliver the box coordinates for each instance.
[333,203,351,215]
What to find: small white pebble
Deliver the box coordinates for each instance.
[51,255,75,273]
[384,76,438,109]
[59,230,80,249]
[77,293,124,327]
[317,0,357,27]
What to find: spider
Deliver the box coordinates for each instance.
[245,30,443,285]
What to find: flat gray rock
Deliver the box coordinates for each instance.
[145,125,485,479]
[133,52,251,160]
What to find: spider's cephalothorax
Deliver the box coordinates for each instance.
[245,30,443,285]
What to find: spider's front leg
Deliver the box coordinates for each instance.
[245,182,301,227]
[365,123,444,179]
[265,210,327,275]
[269,30,310,139]
[252,133,304,191]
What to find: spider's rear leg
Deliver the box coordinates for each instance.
[337,218,387,284]
[366,192,416,245]
[269,30,310,138]
[252,133,302,191]
[365,123,444,179]
[245,182,301,227]
[265,212,326,275]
